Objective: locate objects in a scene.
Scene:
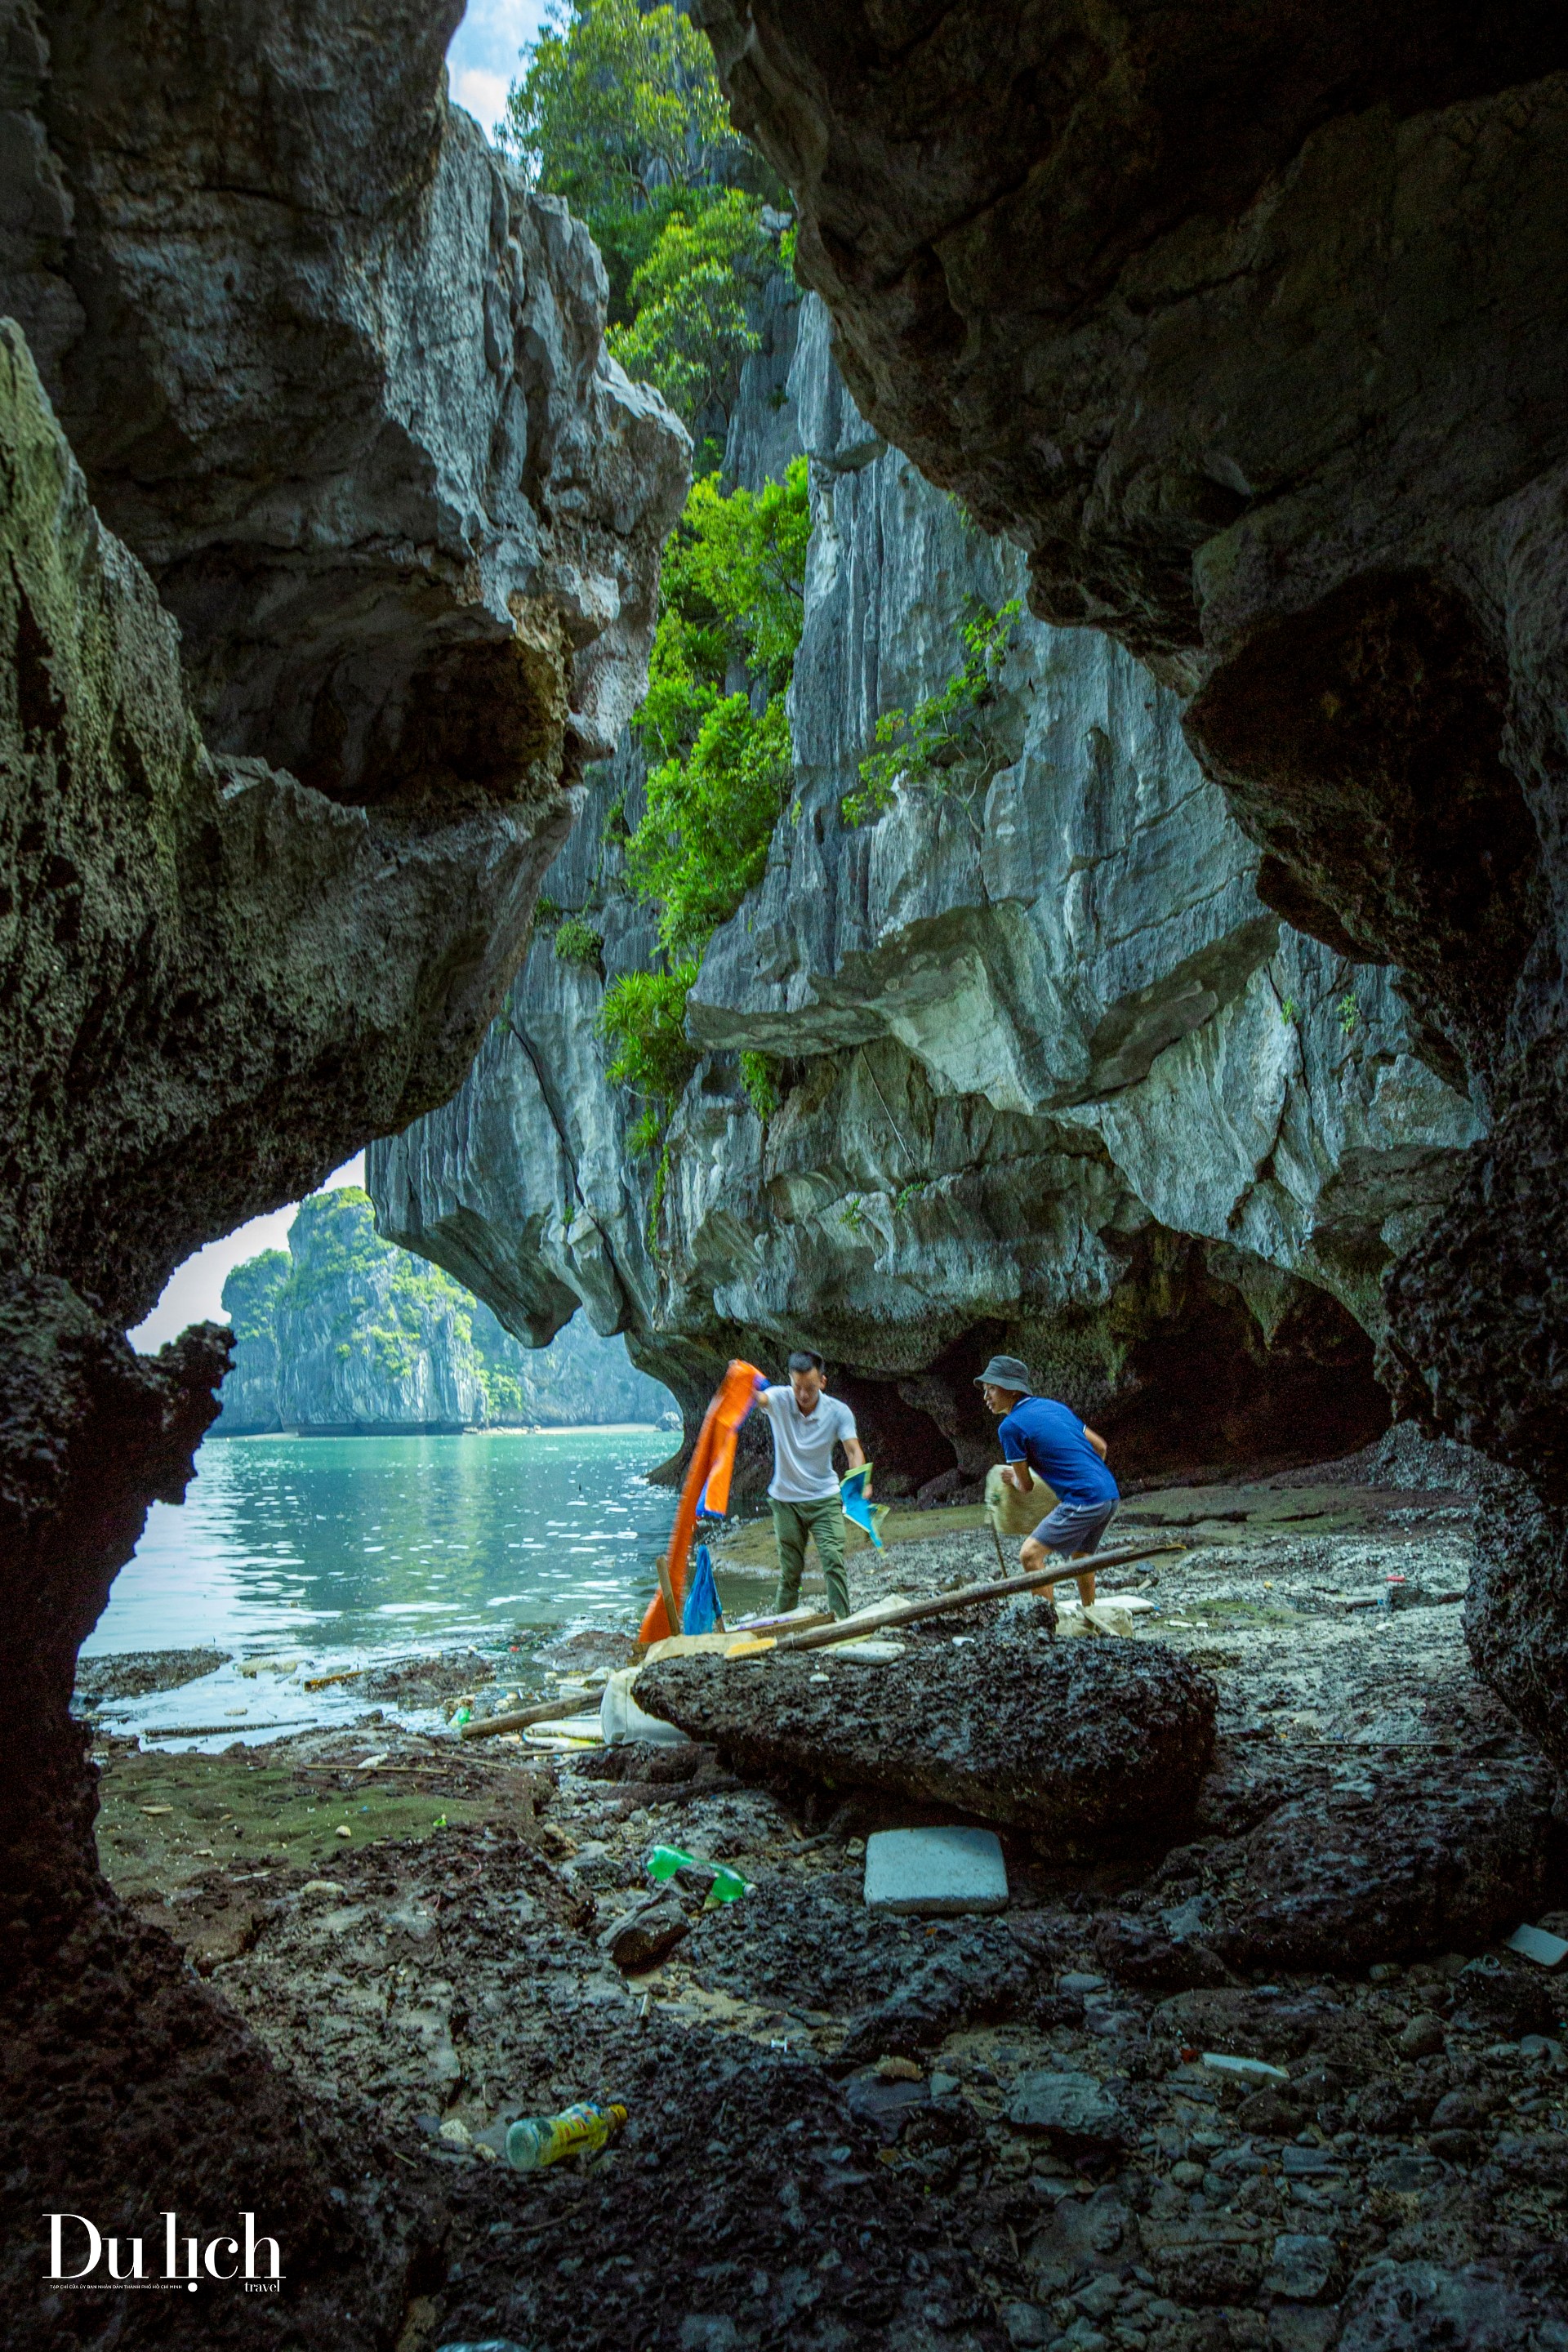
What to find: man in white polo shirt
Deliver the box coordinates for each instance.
[755,1349,865,1620]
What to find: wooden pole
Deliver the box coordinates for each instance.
[773,1538,1184,1654]
[458,1688,605,1740]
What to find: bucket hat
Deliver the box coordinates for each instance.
[974,1354,1033,1394]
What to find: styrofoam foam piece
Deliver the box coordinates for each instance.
[599,1666,692,1747]
[864,1824,1009,1916]
[1508,1922,1568,1968]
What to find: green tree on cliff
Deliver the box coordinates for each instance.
[503,0,737,224]
[599,456,808,1129]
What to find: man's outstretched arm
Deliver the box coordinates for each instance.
[1084,1426,1108,1460]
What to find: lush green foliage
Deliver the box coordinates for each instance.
[843,598,1023,827]
[606,189,773,434]
[501,0,767,341]
[739,1051,782,1123]
[503,1,736,225]
[220,1249,290,1343]
[503,0,810,1190]
[628,458,808,963]
[599,964,699,1109]
[554,913,604,970]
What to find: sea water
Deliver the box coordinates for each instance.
[81,1426,708,1746]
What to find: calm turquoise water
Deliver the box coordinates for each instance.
[82,1428,709,1744]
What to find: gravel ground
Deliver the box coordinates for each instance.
[80,1466,1568,2352]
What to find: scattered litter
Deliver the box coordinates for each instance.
[729,1606,835,1636]
[300,1880,342,1899]
[680,1541,724,1636]
[355,1751,390,1771]
[863,1824,1009,1917]
[824,1638,905,1663]
[599,1666,692,1748]
[334,1824,353,1839]
[506,2100,627,2172]
[522,1718,604,1748]
[1508,1922,1568,1969]
[646,1844,750,1906]
[461,1687,603,1741]
[1059,1601,1137,1639]
[1200,2052,1290,2085]
[139,1805,173,1816]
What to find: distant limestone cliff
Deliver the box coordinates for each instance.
[215,1189,673,1436]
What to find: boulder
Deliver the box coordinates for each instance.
[1200,1750,1560,1971]
[635,1626,1218,1851]
[1005,2070,1131,2157]
[1264,2235,1341,2305]
[598,1895,690,1975]
[1338,2260,1567,2352]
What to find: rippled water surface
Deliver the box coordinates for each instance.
[82,1429,698,1740]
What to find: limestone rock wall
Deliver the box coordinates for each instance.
[0,0,687,1961]
[376,297,1483,1492]
[2,0,687,799]
[213,1187,672,1434]
[686,5,1568,1751]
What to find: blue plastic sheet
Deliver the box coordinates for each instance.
[840,1463,889,1550]
[681,1541,724,1635]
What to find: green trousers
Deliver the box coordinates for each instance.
[770,1495,850,1620]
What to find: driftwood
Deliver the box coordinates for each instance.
[773,1539,1184,1654]
[458,1688,605,1741]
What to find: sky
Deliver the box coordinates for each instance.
[446,0,553,141]
[131,7,549,1358]
[128,1153,367,1354]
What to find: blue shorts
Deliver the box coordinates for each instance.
[1030,1499,1117,1556]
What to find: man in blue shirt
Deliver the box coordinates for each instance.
[975,1353,1118,1607]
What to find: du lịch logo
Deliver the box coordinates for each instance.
[42,2209,283,2296]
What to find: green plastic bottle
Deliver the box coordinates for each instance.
[645,1844,749,1905]
[505,2100,627,2172]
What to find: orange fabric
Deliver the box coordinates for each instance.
[638,1360,762,1642]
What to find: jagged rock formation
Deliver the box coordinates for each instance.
[0,6,686,2326]
[635,1627,1219,1852]
[0,0,683,1900]
[1,0,683,796]
[688,5,1568,1761]
[376,293,1484,1494]
[215,1187,671,1432]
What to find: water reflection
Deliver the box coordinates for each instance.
[87,1428,682,1661]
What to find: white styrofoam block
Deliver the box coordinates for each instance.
[1508,1922,1568,1969]
[863,1824,1009,1916]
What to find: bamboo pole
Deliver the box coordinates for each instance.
[457,1687,605,1740]
[773,1538,1184,1654]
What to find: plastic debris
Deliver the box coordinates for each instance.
[599,1665,693,1748]
[506,2100,627,2172]
[839,1463,889,1549]
[1200,2051,1290,2085]
[681,1541,724,1637]
[646,1843,749,1906]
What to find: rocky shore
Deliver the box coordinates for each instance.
[70,1447,1568,2352]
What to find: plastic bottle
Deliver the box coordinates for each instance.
[645,1845,749,1905]
[505,2100,627,2172]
